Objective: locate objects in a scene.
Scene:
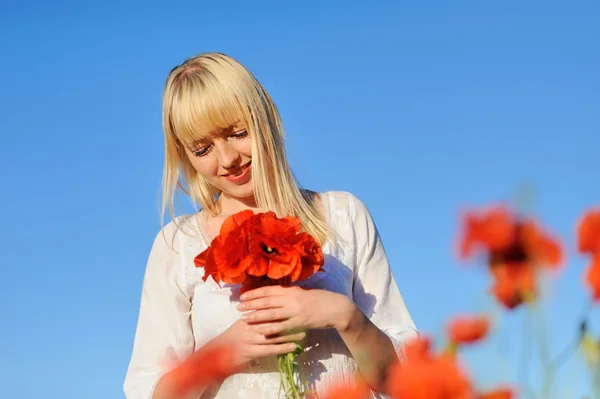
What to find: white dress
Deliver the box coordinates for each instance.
[123,191,418,399]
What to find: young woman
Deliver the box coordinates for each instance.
[124,52,417,399]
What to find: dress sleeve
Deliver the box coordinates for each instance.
[123,228,198,399]
[349,194,418,360]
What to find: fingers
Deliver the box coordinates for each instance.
[256,321,296,337]
[241,307,293,323]
[243,322,304,344]
[237,295,285,312]
[262,331,306,344]
[240,285,296,301]
[251,343,298,357]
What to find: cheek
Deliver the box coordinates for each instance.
[187,153,218,179]
[235,138,253,158]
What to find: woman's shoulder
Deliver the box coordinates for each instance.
[150,213,202,253]
[318,190,371,218]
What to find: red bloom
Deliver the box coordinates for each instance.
[194,210,324,293]
[576,208,600,302]
[585,257,600,301]
[194,209,255,285]
[166,342,238,396]
[320,381,370,399]
[386,336,473,399]
[458,205,563,310]
[459,206,515,259]
[447,315,490,345]
[578,208,600,256]
[518,219,563,269]
[490,263,536,309]
[477,388,514,399]
[250,212,304,280]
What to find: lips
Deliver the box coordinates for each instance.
[223,162,251,182]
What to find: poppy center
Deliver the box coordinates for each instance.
[261,243,278,255]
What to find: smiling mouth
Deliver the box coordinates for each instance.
[223,162,251,177]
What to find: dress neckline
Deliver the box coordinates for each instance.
[192,191,333,249]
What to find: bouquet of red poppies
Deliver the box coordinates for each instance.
[194,209,325,398]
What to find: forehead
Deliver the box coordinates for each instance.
[167,78,250,145]
[188,121,246,145]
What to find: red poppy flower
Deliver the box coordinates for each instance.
[585,257,600,301]
[166,342,238,396]
[490,263,536,309]
[477,388,514,399]
[194,210,324,293]
[518,220,563,269]
[578,208,600,256]
[291,232,325,281]
[459,206,515,259]
[458,205,563,310]
[447,315,490,345]
[386,336,473,399]
[320,381,370,399]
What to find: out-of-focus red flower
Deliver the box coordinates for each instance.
[166,342,238,396]
[320,380,370,399]
[457,205,563,310]
[490,263,536,309]
[585,257,600,301]
[578,208,600,256]
[447,315,490,345]
[459,206,515,259]
[385,336,473,399]
[519,220,563,269]
[477,388,514,399]
[576,208,600,302]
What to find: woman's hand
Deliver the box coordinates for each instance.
[236,286,359,337]
[212,319,305,369]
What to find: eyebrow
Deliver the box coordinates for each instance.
[185,121,245,149]
[185,138,210,150]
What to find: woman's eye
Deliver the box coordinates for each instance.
[193,146,212,157]
[230,129,248,139]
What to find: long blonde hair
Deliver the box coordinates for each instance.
[161,52,330,245]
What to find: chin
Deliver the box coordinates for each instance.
[222,182,255,201]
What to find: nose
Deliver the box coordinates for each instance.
[215,141,242,170]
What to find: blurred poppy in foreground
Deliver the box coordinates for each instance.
[165,342,238,397]
[385,336,473,398]
[384,335,514,399]
[320,380,371,399]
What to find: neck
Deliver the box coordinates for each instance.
[217,192,261,215]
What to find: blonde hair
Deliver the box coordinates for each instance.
[161,52,330,245]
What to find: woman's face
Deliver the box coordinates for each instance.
[183,121,254,201]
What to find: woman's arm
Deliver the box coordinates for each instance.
[344,194,418,386]
[123,228,200,399]
[335,297,402,390]
[152,375,205,399]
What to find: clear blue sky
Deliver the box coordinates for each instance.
[1,1,598,398]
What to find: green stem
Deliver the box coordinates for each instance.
[545,301,592,394]
[535,302,553,399]
[593,357,600,399]
[277,346,306,399]
[519,303,537,399]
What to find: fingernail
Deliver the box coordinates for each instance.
[237,304,245,310]
[240,293,247,300]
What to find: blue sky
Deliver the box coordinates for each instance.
[1,1,598,398]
